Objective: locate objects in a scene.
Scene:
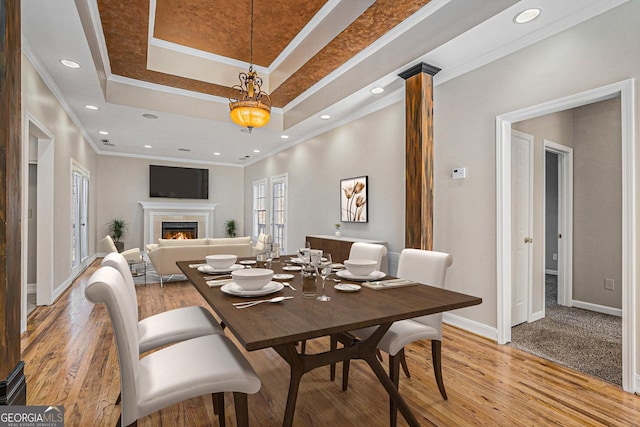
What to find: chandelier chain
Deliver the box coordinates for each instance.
[249,0,254,66]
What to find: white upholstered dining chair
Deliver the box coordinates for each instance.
[347,242,387,270]
[342,248,453,426]
[84,266,261,427]
[101,252,224,354]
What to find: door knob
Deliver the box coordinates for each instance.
[524,237,533,244]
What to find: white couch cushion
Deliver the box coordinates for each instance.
[158,238,208,247]
[208,237,251,246]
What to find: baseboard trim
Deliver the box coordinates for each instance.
[572,299,622,317]
[529,310,544,322]
[635,373,640,394]
[545,269,558,276]
[0,361,26,405]
[443,313,497,341]
[52,254,97,303]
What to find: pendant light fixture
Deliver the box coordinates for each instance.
[229,0,271,133]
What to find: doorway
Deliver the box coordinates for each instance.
[496,79,635,392]
[22,114,55,332]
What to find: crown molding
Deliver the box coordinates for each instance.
[21,37,100,155]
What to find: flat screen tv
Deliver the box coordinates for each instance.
[149,165,209,199]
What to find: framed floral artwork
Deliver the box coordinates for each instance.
[340,176,368,222]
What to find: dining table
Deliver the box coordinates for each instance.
[177,257,482,427]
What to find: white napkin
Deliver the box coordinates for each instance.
[206,278,234,287]
[361,279,416,290]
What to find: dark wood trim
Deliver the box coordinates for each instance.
[0,361,26,405]
[0,0,23,395]
[398,62,441,80]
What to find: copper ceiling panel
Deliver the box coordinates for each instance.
[98,0,431,109]
[98,0,235,99]
[153,0,326,67]
[270,0,432,106]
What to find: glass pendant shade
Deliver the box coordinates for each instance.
[229,100,271,130]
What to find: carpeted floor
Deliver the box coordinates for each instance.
[510,275,622,386]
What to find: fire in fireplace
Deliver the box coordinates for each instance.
[162,221,198,239]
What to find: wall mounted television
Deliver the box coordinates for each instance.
[149,165,209,199]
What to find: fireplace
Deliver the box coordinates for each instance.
[162,221,198,240]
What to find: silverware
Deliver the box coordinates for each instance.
[283,282,296,291]
[233,296,294,309]
[330,278,341,283]
[203,275,233,280]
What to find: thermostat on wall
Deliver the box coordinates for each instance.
[452,168,466,179]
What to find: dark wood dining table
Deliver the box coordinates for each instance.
[177,258,482,427]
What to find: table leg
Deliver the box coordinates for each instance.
[273,324,421,427]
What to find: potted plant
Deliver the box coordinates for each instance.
[107,218,128,252]
[225,219,237,238]
[335,223,341,238]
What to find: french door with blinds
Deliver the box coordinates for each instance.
[72,162,90,273]
[270,174,288,253]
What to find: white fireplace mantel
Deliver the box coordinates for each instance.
[139,201,220,246]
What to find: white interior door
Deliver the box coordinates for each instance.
[511,130,533,326]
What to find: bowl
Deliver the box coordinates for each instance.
[344,259,377,276]
[206,254,237,269]
[232,268,274,290]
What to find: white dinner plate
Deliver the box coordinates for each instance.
[289,257,306,264]
[197,264,244,274]
[282,265,302,271]
[273,273,294,280]
[336,270,386,281]
[239,260,257,265]
[330,263,345,269]
[334,283,361,292]
[220,281,284,297]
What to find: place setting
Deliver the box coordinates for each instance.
[198,254,245,274]
[335,259,386,282]
[220,268,289,303]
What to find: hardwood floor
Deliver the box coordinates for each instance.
[21,260,640,426]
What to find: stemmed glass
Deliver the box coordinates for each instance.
[317,253,332,302]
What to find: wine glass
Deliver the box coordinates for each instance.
[317,253,332,302]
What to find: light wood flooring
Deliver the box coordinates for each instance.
[21,260,640,426]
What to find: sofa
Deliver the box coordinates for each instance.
[146,237,254,283]
[98,235,142,263]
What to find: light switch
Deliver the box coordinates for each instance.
[452,168,466,179]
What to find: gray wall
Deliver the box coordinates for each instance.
[545,152,558,272]
[573,98,622,309]
[244,103,406,260]
[22,55,98,288]
[96,156,246,251]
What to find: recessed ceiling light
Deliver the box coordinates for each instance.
[514,8,541,24]
[85,105,98,110]
[144,145,152,149]
[370,87,384,94]
[99,130,109,135]
[253,149,260,153]
[60,59,80,69]
[213,152,221,156]
[320,114,331,120]
[281,135,289,139]
[142,113,158,119]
